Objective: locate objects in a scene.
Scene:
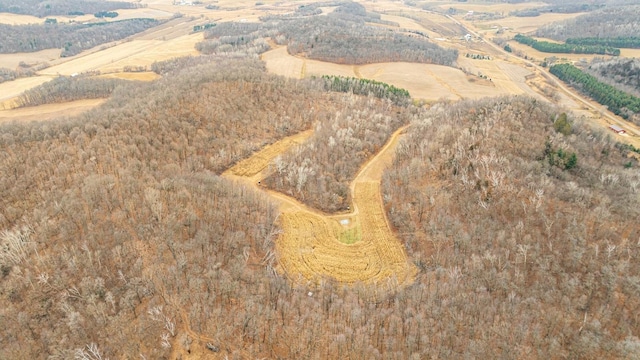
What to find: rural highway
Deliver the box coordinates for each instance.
[444,13,640,140]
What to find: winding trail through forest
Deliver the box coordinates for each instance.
[223,126,417,289]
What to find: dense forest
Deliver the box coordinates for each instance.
[0,57,358,359]
[536,5,640,40]
[0,0,138,17]
[586,57,640,97]
[0,67,36,84]
[382,96,640,359]
[198,1,458,66]
[550,63,640,125]
[513,34,620,56]
[0,19,160,57]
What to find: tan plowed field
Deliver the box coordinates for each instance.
[223,127,417,289]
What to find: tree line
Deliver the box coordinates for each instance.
[514,34,620,56]
[567,37,640,49]
[550,63,640,125]
[0,67,36,84]
[0,0,139,17]
[321,75,411,106]
[263,95,416,212]
[536,5,640,41]
[15,76,129,107]
[199,1,458,66]
[0,19,160,57]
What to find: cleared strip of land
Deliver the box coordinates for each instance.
[0,99,105,123]
[223,126,417,288]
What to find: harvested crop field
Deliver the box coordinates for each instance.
[97,71,160,81]
[0,49,60,69]
[0,76,52,103]
[436,1,547,13]
[262,47,504,101]
[39,34,201,76]
[0,99,105,123]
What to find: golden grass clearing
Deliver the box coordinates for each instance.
[0,12,43,25]
[0,49,60,69]
[96,71,160,82]
[262,46,508,101]
[261,47,305,79]
[223,130,313,179]
[0,76,53,103]
[0,99,105,124]
[98,34,202,73]
[222,126,417,288]
[620,49,640,58]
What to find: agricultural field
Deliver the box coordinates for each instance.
[0,75,52,104]
[476,12,584,34]
[0,98,104,123]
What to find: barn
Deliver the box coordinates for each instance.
[608,124,626,134]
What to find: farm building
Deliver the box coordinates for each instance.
[608,124,626,134]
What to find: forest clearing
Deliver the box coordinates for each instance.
[224,126,417,287]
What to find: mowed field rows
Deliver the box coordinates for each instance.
[223,127,417,288]
[262,46,512,101]
[0,76,53,104]
[0,99,105,123]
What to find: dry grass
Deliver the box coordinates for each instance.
[262,46,507,101]
[479,13,584,34]
[0,12,43,25]
[223,130,313,179]
[0,49,60,69]
[142,0,292,21]
[98,35,202,73]
[0,76,52,103]
[0,98,105,123]
[96,71,160,81]
[39,34,201,76]
[434,1,548,13]
[505,40,618,63]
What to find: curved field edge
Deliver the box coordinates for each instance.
[223,127,417,288]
